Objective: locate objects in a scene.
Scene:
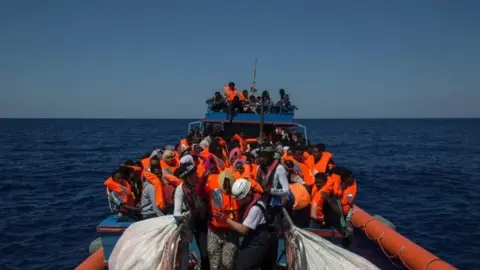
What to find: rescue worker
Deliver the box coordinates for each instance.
[219,179,278,270]
[196,169,239,270]
[173,157,210,270]
[104,169,140,220]
[141,157,167,218]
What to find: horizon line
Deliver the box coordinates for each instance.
[1,117,479,120]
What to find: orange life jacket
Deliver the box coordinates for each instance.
[289,183,310,210]
[223,86,238,102]
[340,180,357,215]
[177,138,190,153]
[104,177,136,208]
[225,167,264,194]
[142,171,167,210]
[141,157,151,170]
[161,159,179,174]
[312,152,333,174]
[310,183,332,221]
[297,161,314,186]
[204,174,240,229]
[233,134,247,153]
[329,173,343,197]
[239,93,248,102]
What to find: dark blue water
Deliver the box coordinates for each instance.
[1,119,479,269]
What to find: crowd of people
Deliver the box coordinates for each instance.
[206,82,297,114]
[104,127,358,270]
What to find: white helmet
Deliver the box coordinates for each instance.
[231,179,251,200]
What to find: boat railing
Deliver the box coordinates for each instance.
[206,102,295,115]
[282,208,307,270]
[168,215,191,270]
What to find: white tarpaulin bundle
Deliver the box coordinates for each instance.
[108,215,181,270]
[293,228,380,270]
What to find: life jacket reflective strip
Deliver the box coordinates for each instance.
[312,152,333,175]
[340,180,357,215]
[142,171,167,210]
[289,183,310,210]
[104,177,136,208]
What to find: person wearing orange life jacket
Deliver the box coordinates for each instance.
[140,152,151,170]
[226,160,264,194]
[239,89,249,102]
[105,169,140,220]
[141,157,168,219]
[291,146,315,187]
[232,132,247,153]
[203,139,228,174]
[310,143,335,175]
[223,81,238,102]
[217,179,278,270]
[337,167,357,238]
[309,172,331,229]
[196,169,239,270]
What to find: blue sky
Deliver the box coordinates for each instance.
[1,1,479,118]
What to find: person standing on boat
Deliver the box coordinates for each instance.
[196,169,240,270]
[217,178,278,270]
[104,169,141,220]
[173,156,210,270]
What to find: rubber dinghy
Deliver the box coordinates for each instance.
[109,212,380,270]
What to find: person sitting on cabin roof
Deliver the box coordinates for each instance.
[224,81,238,102]
[275,88,294,113]
[247,95,259,113]
[206,92,227,112]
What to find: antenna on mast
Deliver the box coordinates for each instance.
[254,58,265,144]
[250,58,258,95]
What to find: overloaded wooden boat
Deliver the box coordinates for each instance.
[75,101,455,270]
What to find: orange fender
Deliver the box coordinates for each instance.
[75,247,105,270]
[352,206,456,270]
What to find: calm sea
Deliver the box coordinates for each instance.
[0,119,478,269]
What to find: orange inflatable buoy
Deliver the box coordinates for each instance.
[352,206,456,270]
[74,248,105,270]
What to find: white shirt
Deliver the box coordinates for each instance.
[242,200,267,230]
